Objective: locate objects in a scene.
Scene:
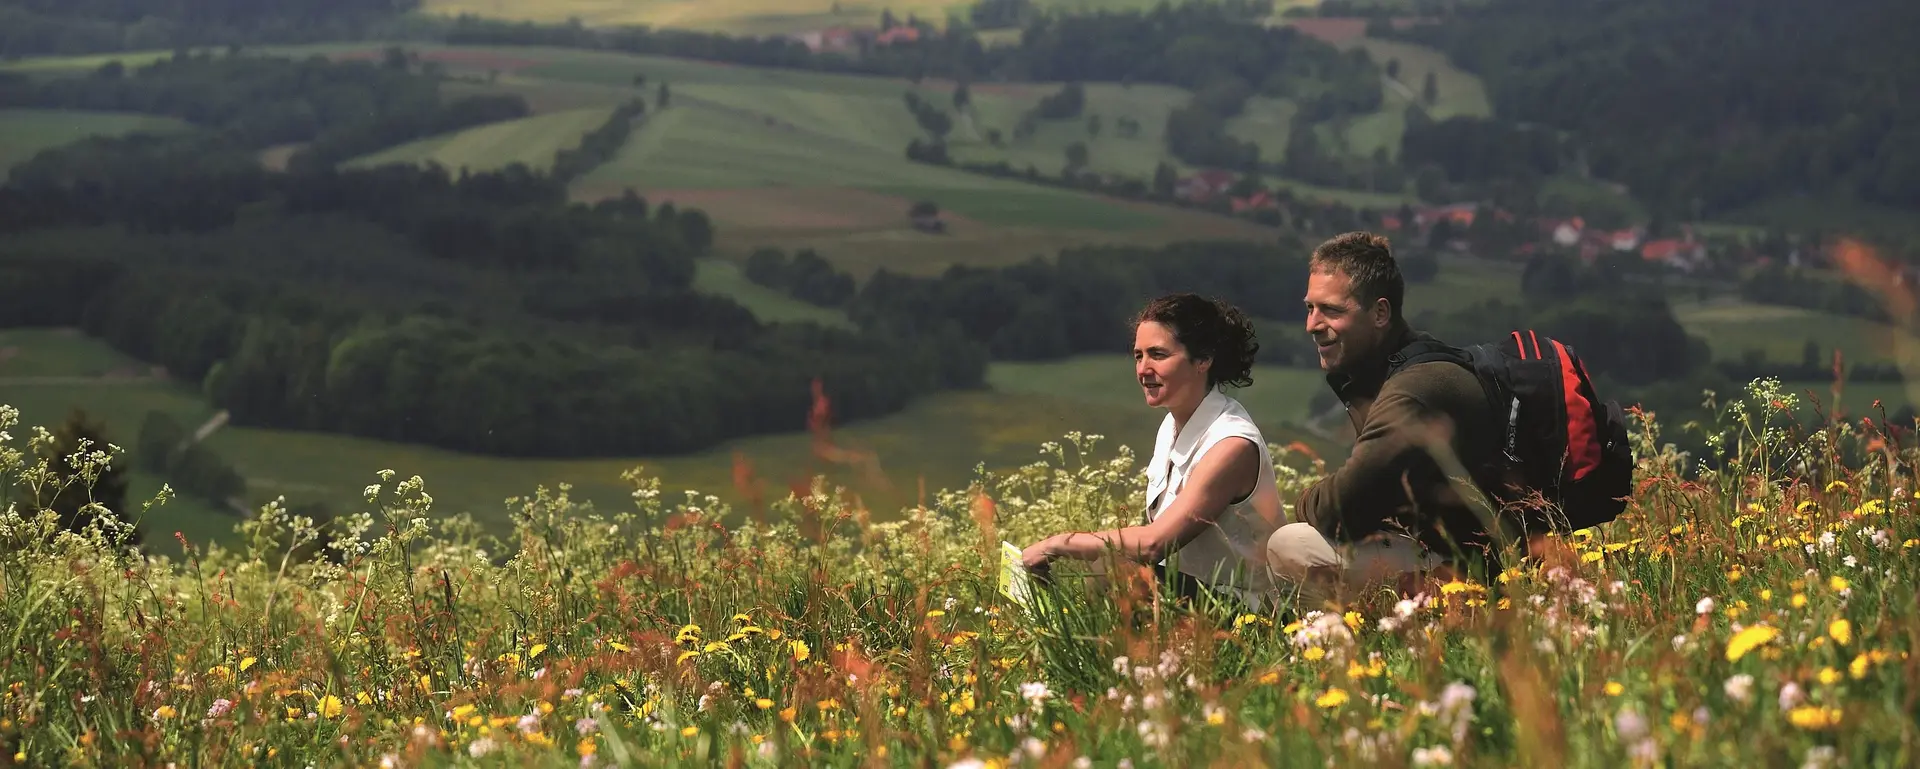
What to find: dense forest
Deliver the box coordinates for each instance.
[0,0,424,56]
[1389,0,1920,217]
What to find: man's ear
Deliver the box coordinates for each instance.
[1371,298,1392,328]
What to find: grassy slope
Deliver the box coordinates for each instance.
[0,329,1334,546]
[346,105,616,173]
[0,108,192,175]
[417,0,1180,35]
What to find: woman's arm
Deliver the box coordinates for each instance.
[1021,437,1260,574]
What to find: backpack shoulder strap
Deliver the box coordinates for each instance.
[1385,337,1471,378]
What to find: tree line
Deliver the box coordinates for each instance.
[0,48,531,172]
[0,0,422,57]
[1387,0,1920,216]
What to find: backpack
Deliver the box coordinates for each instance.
[1386,329,1636,536]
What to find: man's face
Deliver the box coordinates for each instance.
[1304,267,1390,374]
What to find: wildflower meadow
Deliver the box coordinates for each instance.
[1,377,1915,767]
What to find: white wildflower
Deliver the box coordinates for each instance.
[1723,674,1754,704]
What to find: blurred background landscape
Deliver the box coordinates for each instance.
[2,0,1916,550]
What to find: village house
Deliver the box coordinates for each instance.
[1174,170,1237,203]
[791,26,861,53]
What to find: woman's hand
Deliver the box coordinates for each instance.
[1021,533,1075,579]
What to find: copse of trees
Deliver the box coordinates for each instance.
[135,411,247,507]
[0,49,530,164]
[844,239,1320,362]
[745,248,856,308]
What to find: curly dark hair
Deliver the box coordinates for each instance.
[1132,293,1259,389]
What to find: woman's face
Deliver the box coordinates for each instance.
[1133,320,1211,411]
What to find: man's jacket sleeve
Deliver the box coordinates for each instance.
[1294,390,1449,542]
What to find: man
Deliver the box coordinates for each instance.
[1265,232,1502,604]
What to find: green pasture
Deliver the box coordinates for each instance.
[348,105,616,173]
[416,0,1201,36]
[0,329,1331,547]
[0,109,192,175]
[1673,299,1918,366]
[691,259,856,329]
[992,355,1334,431]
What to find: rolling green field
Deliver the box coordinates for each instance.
[416,0,1232,36]
[0,329,1336,549]
[346,105,617,173]
[0,108,192,175]
[1673,299,1920,367]
[691,258,856,329]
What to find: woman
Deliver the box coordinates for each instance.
[1021,293,1287,609]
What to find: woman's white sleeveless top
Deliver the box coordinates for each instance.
[1145,389,1287,610]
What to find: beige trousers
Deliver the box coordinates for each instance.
[1264,522,1445,607]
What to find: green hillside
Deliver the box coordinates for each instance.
[0,328,1337,547]
[0,109,192,175]
[346,105,617,173]
[417,0,1212,36]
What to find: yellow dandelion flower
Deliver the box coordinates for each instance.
[1604,681,1624,696]
[355,691,373,706]
[1818,667,1842,685]
[608,641,631,653]
[577,738,597,757]
[779,707,796,723]
[790,640,811,662]
[239,656,257,673]
[418,674,432,692]
[1828,575,1850,593]
[1258,671,1281,685]
[1726,624,1779,662]
[1825,480,1848,493]
[451,704,477,720]
[927,610,946,618]
[1849,653,1870,679]
[680,726,699,738]
[528,643,547,660]
[756,698,774,710]
[731,613,751,623]
[1581,551,1605,564]
[1343,611,1362,631]
[153,705,178,719]
[1314,688,1349,709]
[702,640,731,654]
[675,650,699,665]
[1829,619,1852,646]
[1787,705,1842,730]
[1856,499,1886,515]
[1791,593,1808,608]
[1304,646,1327,662]
[1206,708,1226,726]
[526,732,553,747]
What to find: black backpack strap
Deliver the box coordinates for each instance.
[1386,338,1470,378]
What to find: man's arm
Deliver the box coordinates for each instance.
[1022,436,1260,571]
[1296,390,1451,542]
